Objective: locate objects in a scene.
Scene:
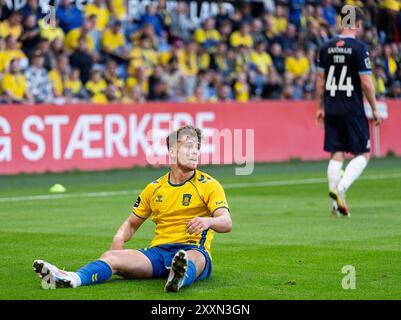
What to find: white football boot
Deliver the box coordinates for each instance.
[164,250,188,293]
[32,260,80,289]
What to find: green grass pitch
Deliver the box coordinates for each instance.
[1,158,401,300]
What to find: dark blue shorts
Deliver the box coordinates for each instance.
[324,114,370,154]
[139,244,212,280]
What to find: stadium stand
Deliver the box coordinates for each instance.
[0,0,401,104]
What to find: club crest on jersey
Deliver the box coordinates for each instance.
[182,194,192,206]
[155,195,163,202]
[336,40,345,47]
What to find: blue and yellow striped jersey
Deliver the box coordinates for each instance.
[132,170,229,258]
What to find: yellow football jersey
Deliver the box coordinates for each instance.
[132,170,229,258]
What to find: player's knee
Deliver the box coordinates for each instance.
[99,250,121,270]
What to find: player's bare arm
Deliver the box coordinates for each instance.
[187,208,232,235]
[360,74,382,126]
[110,214,146,250]
[316,71,325,127]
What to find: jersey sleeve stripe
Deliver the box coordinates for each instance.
[212,206,230,216]
[317,66,325,72]
[358,71,372,75]
[132,211,146,219]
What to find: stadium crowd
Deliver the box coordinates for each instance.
[1,0,401,104]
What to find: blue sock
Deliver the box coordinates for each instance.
[182,260,197,288]
[76,260,112,286]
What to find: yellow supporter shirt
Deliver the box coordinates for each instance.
[132,170,229,257]
[0,21,22,39]
[1,73,27,100]
[39,19,65,41]
[125,77,149,96]
[230,31,253,48]
[64,79,82,95]
[234,82,249,102]
[388,56,397,76]
[380,0,401,11]
[101,29,126,52]
[285,56,310,77]
[85,79,107,95]
[2,49,26,72]
[177,48,198,76]
[194,28,220,44]
[250,51,272,75]
[64,28,94,51]
[91,93,108,103]
[111,0,127,20]
[271,16,288,34]
[84,4,110,31]
[0,51,8,73]
[48,69,64,97]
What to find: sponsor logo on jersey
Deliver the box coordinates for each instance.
[215,201,226,206]
[133,196,141,208]
[182,194,192,206]
[336,40,345,47]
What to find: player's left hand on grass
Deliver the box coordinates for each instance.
[316,109,325,128]
[187,217,211,235]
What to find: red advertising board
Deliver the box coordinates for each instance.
[0,101,400,175]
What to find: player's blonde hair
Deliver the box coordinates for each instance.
[166,125,202,150]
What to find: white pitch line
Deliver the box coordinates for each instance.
[0,173,400,203]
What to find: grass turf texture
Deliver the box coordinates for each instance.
[1,158,401,300]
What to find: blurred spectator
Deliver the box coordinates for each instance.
[215,3,231,29]
[148,65,169,101]
[24,51,53,103]
[322,0,337,27]
[289,0,305,28]
[285,47,310,79]
[4,35,29,71]
[388,80,401,98]
[20,0,42,20]
[140,4,165,39]
[194,18,220,50]
[230,22,253,48]
[85,67,107,102]
[64,68,84,101]
[280,24,297,53]
[56,0,84,33]
[270,42,286,76]
[372,66,387,98]
[1,58,33,104]
[0,10,22,39]
[64,18,95,52]
[234,72,250,102]
[48,54,70,100]
[39,18,65,43]
[161,57,184,101]
[123,85,145,103]
[84,0,110,31]
[69,36,94,84]
[20,14,41,56]
[215,83,232,102]
[126,66,149,98]
[169,1,196,43]
[0,0,12,21]
[187,85,208,103]
[101,20,128,63]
